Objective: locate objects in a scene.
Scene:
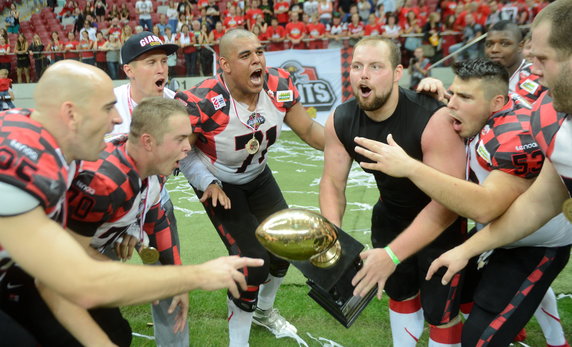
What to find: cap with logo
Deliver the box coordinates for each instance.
[120,31,179,65]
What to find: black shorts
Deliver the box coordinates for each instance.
[0,266,132,347]
[371,199,467,325]
[463,245,571,346]
[196,165,290,287]
[16,55,30,68]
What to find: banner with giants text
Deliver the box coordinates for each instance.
[266,48,343,126]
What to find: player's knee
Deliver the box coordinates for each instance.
[230,289,259,312]
[268,257,289,277]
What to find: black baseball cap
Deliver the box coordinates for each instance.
[120,31,179,64]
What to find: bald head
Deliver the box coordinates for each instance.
[35,60,113,113]
[219,29,259,59]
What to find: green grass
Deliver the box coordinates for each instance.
[122,131,572,346]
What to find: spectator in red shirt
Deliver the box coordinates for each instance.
[266,17,286,51]
[398,0,420,27]
[223,4,245,29]
[108,17,122,36]
[94,31,107,73]
[441,0,458,19]
[209,20,226,55]
[417,0,430,26]
[364,13,384,37]
[347,12,364,45]
[274,0,290,26]
[0,35,11,73]
[285,10,306,49]
[304,13,326,49]
[78,30,95,66]
[64,32,80,61]
[246,0,265,30]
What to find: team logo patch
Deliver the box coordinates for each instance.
[476,140,491,165]
[520,79,539,94]
[210,95,226,110]
[247,112,266,130]
[276,90,293,102]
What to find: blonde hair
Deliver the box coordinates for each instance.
[130,97,188,144]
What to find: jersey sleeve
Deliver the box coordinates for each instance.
[143,202,181,265]
[0,112,69,213]
[529,91,567,157]
[478,109,545,179]
[266,67,301,111]
[67,170,117,237]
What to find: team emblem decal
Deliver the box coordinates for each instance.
[520,79,539,94]
[476,140,492,165]
[247,112,266,130]
[276,90,294,103]
[210,95,226,110]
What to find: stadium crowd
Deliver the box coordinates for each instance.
[0,0,551,82]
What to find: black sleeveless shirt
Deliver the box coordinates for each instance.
[333,87,444,220]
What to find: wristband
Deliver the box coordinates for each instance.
[210,179,223,189]
[384,246,400,265]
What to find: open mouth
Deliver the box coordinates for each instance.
[250,69,263,85]
[359,84,372,97]
[449,112,462,132]
[155,78,165,88]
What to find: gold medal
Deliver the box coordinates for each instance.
[246,136,260,155]
[139,246,159,264]
[562,198,572,223]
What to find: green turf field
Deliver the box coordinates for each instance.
[123,131,572,346]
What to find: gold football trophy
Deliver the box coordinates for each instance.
[256,208,376,327]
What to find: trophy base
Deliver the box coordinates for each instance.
[308,280,377,328]
[291,227,376,328]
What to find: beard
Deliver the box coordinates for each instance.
[355,86,393,112]
[551,63,572,114]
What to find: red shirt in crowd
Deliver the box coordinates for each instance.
[245,8,264,28]
[0,77,12,92]
[274,1,290,25]
[285,21,306,49]
[0,44,10,64]
[306,21,326,49]
[64,40,79,60]
[266,24,286,51]
[223,15,245,29]
[364,23,384,36]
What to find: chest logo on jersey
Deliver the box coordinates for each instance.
[210,94,226,110]
[247,112,266,130]
[520,79,539,95]
[276,90,294,102]
[476,140,492,165]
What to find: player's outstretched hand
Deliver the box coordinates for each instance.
[114,234,138,261]
[351,248,396,300]
[197,256,264,298]
[355,134,417,178]
[416,77,450,103]
[200,183,231,209]
[425,246,469,285]
[167,293,189,333]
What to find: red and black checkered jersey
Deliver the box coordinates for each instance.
[0,108,76,277]
[67,136,181,265]
[529,91,572,194]
[529,92,567,157]
[174,68,299,163]
[475,97,544,180]
[0,108,73,220]
[513,62,547,105]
